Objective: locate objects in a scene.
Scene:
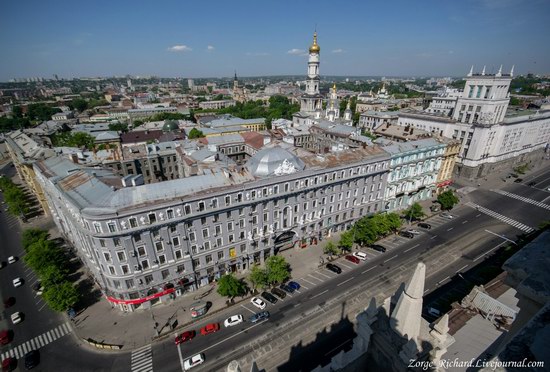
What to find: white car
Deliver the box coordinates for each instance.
[7,256,17,264]
[11,312,22,325]
[183,353,205,371]
[353,251,367,261]
[224,314,243,328]
[13,278,23,288]
[440,212,454,219]
[251,297,266,310]
[406,229,421,235]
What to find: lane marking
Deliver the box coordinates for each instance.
[240,304,256,315]
[404,244,419,253]
[362,267,376,274]
[476,214,481,217]
[336,277,355,287]
[308,274,324,282]
[447,227,454,231]
[300,278,315,286]
[456,264,469,273]
[310,289,329,299]
[437,276,450,285]
[339,262,353,269]
[176,340,186,372]
[462,220,468,224]
[484,229,518,245]
[473,241,507,262]
[316,271,332,279]
[431,235,437,240]
[383,255,398,263]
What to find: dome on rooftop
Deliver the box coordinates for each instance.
[162,120,179,132]
[246,146,305,177]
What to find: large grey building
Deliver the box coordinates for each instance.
[34,142,389,312]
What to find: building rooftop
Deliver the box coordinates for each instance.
[382,138,444,156]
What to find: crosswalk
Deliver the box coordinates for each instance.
[131,344,153,372]
[1,322,72,360]
[466,202,535,233]
[491,189,550,210]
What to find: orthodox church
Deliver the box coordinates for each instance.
[232,71,247,103]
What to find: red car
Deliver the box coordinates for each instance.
[200,323,220,336]
[174,330,195,345]
[345,255,360,264]
[0,330,10,345]
[2,357,15,372]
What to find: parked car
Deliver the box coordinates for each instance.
[353,251,367,261]
[0,330,10,345]
[2,357,15,372]
[440,212,454,219]
[10,312,22,325]
[287,281,301,290]
[279,284,295,294]
[7,256,16,264]
[527,181,537,186]
[0,262,5,269]
[398,231,415,239]
[200,323,220,336]
[24,350,39,370]
[406,229,421,235]
[3,297,15,309]
[271,287,287,299]
[183,353,205,371]
[430,204,441,212]
[12,278,23,288]
[345,255,360,264]
[174,330,196,345]
[514,178,523,183]
[418,222,431,229]
[251,297,266,310]
[32,282,44,295]
[223,315,243,328]
[261,291,278,304]
[326,263,342,274]
[369,244,387,253]
[249,311,270,323]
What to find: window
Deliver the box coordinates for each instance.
[176,264,185,273]
[103,252,111,262]
[161,269,169,279]
[117,251,126,262]
[129,218,137,228]
[184,205,191,214]
[158,255,166,265]
[175,250,182,260]
[113,280,121,289]
[152,229,160,239]
[170,225,177,233]
[227,222,234,231]
[141,260,150,270]
[108,266,116,275]
[212,198,218,208]
[198,201,205,211]
[172,236,180,246]
[137,246,146,257]
[93,223,102,233]
[145,274,154,285]
[148,213,157,224]
[202,228,209,238]
[217,251,224,260]
[167,209,174,219]
[121,265,130,274]
[225,195,231,206]
[191,245,197,254]
[204,241,211,250]
[99,239,106,248]
[240,244,246,253]
[189,231,196,241]
[113,238,121,247]
[201,217,207,225]
[216,237,222,247]
[107,222,116,233]
[155,241,164,252]
[193,258,200,268]
[125,279,134,288]
[239,219,245,228]
[206,255,213,264]
[229,234,235,243]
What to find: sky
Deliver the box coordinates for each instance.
[1,0,549,80]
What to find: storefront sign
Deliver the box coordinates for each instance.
[106,287,176,305]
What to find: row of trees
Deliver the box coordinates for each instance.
[51,131,95,149]
[22,229,80,312]
[0,177,29,217]
[216,256,291,300]
[215,95,299,128]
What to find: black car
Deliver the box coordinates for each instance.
[261,291,278,304]
[326,263,342,274]
[271,287,287,299]
[24,350,39,369]
[249,311,270,323]
[418,222,432,229]
[369,244,387,253]
[279,284,295,294]
[527,181,537,186]
[399,231,415,239]
[514,178,523,183]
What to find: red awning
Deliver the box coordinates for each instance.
[106,288,176,305]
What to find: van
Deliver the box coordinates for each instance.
[189,302,208,318]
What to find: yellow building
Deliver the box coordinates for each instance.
[436,137,461,193]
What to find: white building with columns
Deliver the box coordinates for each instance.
[396,66,550,179]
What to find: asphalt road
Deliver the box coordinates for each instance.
[0,164,549,372]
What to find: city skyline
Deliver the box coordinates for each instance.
[1,0,550,80]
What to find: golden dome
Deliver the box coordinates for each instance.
[309,32,320,53]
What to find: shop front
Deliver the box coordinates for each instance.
[106,287,176,312]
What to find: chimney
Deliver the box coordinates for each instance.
[70,153,79,164]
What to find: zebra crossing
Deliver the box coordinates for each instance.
[131,344,153,372]
[466,202,535,233]
[0,322,72,360]
[491,189,550,210]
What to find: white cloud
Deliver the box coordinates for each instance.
[287,48,305,55]
[246,52,269,57]
[167,45,192,52]
[207,45,215,51]
[331,49,344,53]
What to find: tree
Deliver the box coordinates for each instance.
[12,105,23,118]
[108,122,128,132]
[187,128,205,139]
[249,265,268,291]
[323,241,340,256]
[41,265,69,287]
[42,282,80,312]
[70,132,95,148]
[437,190,459,210]
[403,203,425,222]
[71,98,88,113]
[24,239,66,274]
[265,256,291,285]
[22,228,50,251]
[217,274,247,299]
[338,230,354,252]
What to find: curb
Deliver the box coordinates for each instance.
[82,338,123,350]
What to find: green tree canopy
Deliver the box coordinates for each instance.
[249,265,268,291]
[354,212,402,246]
[24,239,66,275]
[217,274,247,299]
[52,131,95,149]
[187,128,205,139]
[403,203,425,221]
[323,241,340,256]
[27,103,61,121]
[265,256,291,285]
[437,190,459,210]
[43,282,80,312]
[41,265,69,287]
[21,228,50,251]
[70,98,89,113]
[108,122,128,132]
[338,230,354,252]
